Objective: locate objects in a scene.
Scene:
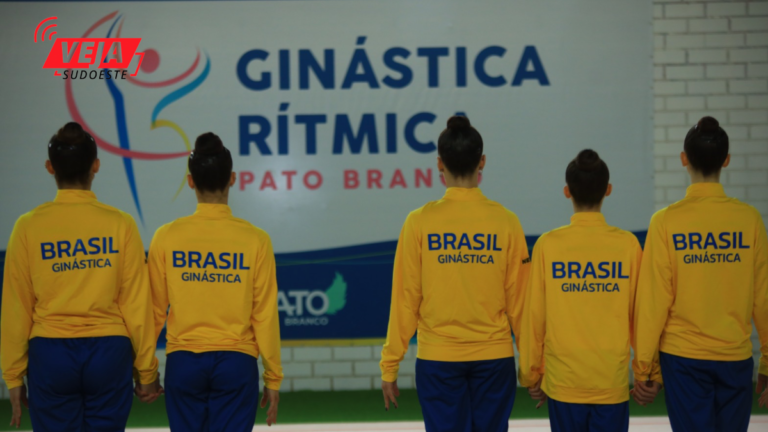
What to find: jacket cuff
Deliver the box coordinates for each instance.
[137,369,159,385]
[264,379,282,391]
[4,378,24,390]
[759,358,768,377]
[519,372,542,388]
[381,371,398,383]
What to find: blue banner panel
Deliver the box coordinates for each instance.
[273,240,397,341]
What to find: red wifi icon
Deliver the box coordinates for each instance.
[34,17,58,42]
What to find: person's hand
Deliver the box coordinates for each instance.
[382,380,400,411]
[9,385,29,428]
[757,374,768,408]
[134,378,163,403]
[631,380,662,406]
[528,377,547,409]
[260,387,279,426]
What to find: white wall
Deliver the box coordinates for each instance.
[653,0,768,218]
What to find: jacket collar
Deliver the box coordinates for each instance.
[54,189,97,203]
[193,203,233,218]
[570,212,607,226]
[685,183,726,198]
[442,187,487,201]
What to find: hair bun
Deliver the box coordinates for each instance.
[696,116,720,134]
[51,122,94,152]
[54,122,88,144]
[59,122,84,138]
[575,149,602,171]
[446,115,471,130]
[194,132,225,156]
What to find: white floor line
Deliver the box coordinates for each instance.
[107,415,768,432]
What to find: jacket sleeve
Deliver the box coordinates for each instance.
[633,211,673,383]
[251,234,283,390]
[506,215,531,351]
[628,237,663,384]
[380,211,422,382]
[753,214,768,377]
[117,215,159,385]
[0,217,35,389]
[147,225,170,345]
[518,237,546,388]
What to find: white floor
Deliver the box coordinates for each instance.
[90,416,768,432]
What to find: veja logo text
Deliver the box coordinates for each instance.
[35,17,144,76]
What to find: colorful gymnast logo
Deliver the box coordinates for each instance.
[63,11,211,224]
[36,16,145,77]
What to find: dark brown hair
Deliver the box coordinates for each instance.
[565,149,610,207]
[684,116,729,176]
[437,116,483,178]
[188,132,233,193]
[48,122,97,185]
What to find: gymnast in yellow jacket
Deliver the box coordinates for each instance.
[633,116,768,431]
[380,116,530,432]
[0,122,159,430]
[518,149,653,432]
[148,132,283,430]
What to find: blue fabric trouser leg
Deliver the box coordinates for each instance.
[27,336,134,432]
[547,399,629,432]
[660,351,753,432]
[415,357,516,432]
[165,350,260,432]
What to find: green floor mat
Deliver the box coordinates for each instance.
[0,387,764,429]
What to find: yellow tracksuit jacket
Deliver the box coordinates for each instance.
[148,204,283,390]
[634,183,768,380]
[519,213,652,404]
[380,187,530,382]
[0,190,158,389]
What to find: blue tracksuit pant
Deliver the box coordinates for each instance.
[660,351,753,432]
[415,356,516,432]
[164,350,260,432]
[548,398,629,432]
[27,336,134,432]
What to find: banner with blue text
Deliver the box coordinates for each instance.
[0,0,653,342]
